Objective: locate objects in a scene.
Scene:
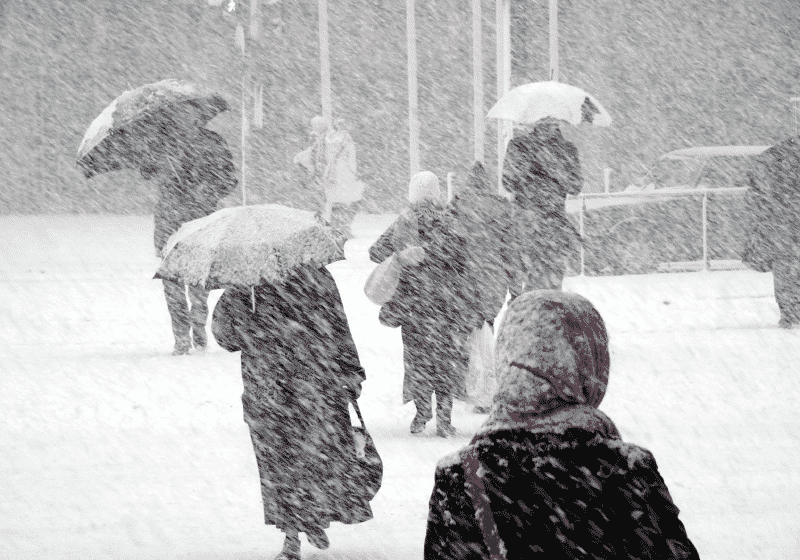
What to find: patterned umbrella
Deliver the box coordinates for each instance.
[487,81,611,127]
[154,204,345,290]
[77,79,229,179]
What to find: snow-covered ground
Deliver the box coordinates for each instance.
[1,214,798,560]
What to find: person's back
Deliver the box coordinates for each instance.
[152,128,237,252]
[427,423,696,560]
[502,123,582,221]
[424,291,699,559]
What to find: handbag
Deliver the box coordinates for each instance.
[349,398,383,501]
[364,252,403,305]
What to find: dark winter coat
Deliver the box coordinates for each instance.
[502,127,582,221]
[378,210,482,403]
[425,419,699,560]
[743,136,800,324]
[743,136,800,271]
[212,265,372,533]
[449,161,515,322]
[425,291,699,559]
[152,128,237,253]
[501,128,583,293]
[369,199,444,264]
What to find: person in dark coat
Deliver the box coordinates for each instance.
[141,109,237,354]
[743,136,800,328]
[449,161,514,325]
[424,290,700,560]
[369,170,444,264]
[502,118,583,298]
[378,178,482,436]
[212,265,371,560]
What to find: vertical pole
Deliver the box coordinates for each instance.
[319,0,332,124]
[472,0,484,163]
[407,0,420,178]
[701,190,709,271]
[241,72,247,206]
[579,197,586,276]
[496,0,510,192]
[549,0,558,81]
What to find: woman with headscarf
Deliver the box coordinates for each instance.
[368,170,446,264]
[374,171,482,436]
[424,290,699,559]
[212,265,372,560]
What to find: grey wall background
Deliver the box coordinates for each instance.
[1,0,798,213]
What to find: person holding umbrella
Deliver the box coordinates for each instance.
[143,109,237,355]
[502,117,583,298]
[77,79,238,355]
[488,81,611,299]
[187,206,375,560]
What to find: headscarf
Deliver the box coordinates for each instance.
[408,170,441,204]
[477,290,618,438]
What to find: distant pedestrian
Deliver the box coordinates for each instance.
[378,173,482,436]
[294,116,366,238]
[212,265,372,560]
[743,136,800,328]
[502,118,582,298]
[369,170,444,264]
[424,290,700,560]
[142,108,237,355]
[448,161,513,324]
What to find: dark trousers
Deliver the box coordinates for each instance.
[163,279,209,348]
[414,391,454,426]
[773,257,800,325]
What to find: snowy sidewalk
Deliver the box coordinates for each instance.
[1,214,798,560]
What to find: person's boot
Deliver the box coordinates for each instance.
[410,413,428,434]
[436,394,456,437]
[410,400,432,434]
[192,327,207,351]
[274,530,300,560]
[172,335,191,356]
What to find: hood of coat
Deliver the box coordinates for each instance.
[487,290,611,426]
[408,170,441,204]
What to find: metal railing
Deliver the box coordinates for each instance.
[567,186,749,275]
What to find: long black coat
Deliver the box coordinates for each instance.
[425,426,700,560]
[378,213,482,403]
[449,161,515,323]
[212,266,372,533]
[502,130,583,293]
[502,128,582,220]
[152,128,237,252]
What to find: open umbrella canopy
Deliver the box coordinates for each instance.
[155,204,346,289]
[77,79,229,179]
[487,81,611,127]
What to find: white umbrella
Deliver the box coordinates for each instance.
[487,81,612,127]
[155,204,345,290]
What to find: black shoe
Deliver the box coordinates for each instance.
[172,344,191,356]
[410,415,428,434]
